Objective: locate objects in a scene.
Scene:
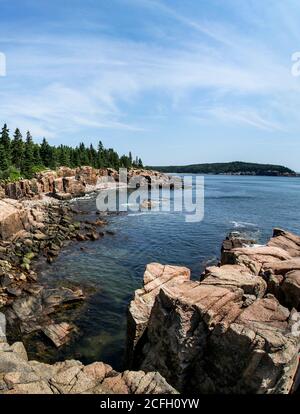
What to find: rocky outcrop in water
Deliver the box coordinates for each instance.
[127,231,300,394]
[222,229,300,310]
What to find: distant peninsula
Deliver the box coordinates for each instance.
[147,161,297,176]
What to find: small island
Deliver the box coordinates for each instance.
[149,161,297,176]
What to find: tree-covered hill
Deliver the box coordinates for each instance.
[148,161,296,176]
[0,124,143,181]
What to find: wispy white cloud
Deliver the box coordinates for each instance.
[0,0,300,144]
[193,106,286,132]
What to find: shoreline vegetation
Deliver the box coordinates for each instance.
[149,161,298,176]
[0,123,143,182]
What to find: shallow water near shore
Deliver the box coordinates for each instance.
[27,175,300,371]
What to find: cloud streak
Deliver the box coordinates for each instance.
[0,0,299,152]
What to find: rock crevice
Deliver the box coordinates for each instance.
[127,230,300,394]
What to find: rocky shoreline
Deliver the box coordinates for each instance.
[0,167,171,348]
[127,230,300,394]
[0,166,181,394]
[0,167,300,394]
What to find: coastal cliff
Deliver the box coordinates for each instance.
[1,167,300,394]
[0,166,169,203]
[0,166,179,394]
[127,231,300,394]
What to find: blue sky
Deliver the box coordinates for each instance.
[1,0,300,169]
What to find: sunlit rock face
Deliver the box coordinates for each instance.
[0,332,177,394]
[127,231,300,394]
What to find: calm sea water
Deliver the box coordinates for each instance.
[32,175,300,370]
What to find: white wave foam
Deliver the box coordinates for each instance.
[231,221,257,229]
[128,212,169,217]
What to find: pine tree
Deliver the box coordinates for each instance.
[0,124,144,180]
[0,144,9,171]
[23,131,35,177]
[11,128,24,170]
[0,124,11,162]
[33,144,42,166]
[40,138,53,168]
[97,141,104,168]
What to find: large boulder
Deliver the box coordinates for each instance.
[127,261,300,394]
[222,229,300,311]
[268,228,300,257]
[202,264,267,298]
[0,200,28,240]
[127,263,190,366]
[61,177,86,198]
[75,166,98,185]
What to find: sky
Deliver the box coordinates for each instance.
[1,0,300,170]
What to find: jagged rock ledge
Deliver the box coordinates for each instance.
[0,166,173,201]
[0,332,177,394]
[0,166,171,347]
[0,166,179,394]
[127,229,300,394]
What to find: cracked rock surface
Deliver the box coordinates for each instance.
[127,230,300,394]
[0,333,177,394]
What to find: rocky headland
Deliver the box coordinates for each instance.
[127,230,300,394]
[0,166,179,394]
[0,166,300,394]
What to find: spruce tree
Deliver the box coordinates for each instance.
[33,144,42,166]
[40,138,52,168]
[0,124,144,180]
[0,144,9,171]
[23,131,35,177]
[11,128,24,170]
[0,124,11,162]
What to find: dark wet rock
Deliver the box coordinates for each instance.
[42,287,85,313]
[41,323,74,348]
[281,270,300,309]
[86,232,100,241]
[76,233,87,242]
[5,286,85,340]
[0,274,13,289]
[221,232,256,253]
[6,287,22,297]
[53,193,72,201]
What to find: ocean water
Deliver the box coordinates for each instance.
[31,175,300,370]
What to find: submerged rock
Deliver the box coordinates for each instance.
[41,323,74,348]
[5,286,85,346]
